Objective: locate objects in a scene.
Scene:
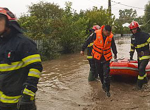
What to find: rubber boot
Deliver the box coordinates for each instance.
[102,84,110,97]
[106,91,111,97]
[137,79,143,90]
[106,87,110,97]
[137,76,148,90]
[143,77,148,84]
[95,73,98,79]
[88,71,95,81]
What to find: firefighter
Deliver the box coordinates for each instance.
[92,25,117,97]
[0,7,43,110]
[129,21,149,89]
[80,25,101,81]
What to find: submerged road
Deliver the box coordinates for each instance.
[36,38,150,110]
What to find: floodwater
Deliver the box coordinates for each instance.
[36,37,150,110]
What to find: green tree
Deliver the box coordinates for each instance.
[142,1,150,32]
[57,2,88,53]
[29,1,64,19]
[118,9,137,23]
[85,6,115,29]
[18,1,130,59]
[113,8,138,34]
[18,2,64,59]
[19,15,52,39]
[18,2,64,40]
[113,20,124,35]
[134,16,144,25]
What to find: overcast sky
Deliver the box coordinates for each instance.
[1,0,149,18]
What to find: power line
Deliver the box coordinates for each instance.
[112,1,144,10]
[111,2,118,6]
[112,4,150,15]
[85,0,150,16]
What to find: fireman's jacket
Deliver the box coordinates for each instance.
[130,31,150,60]
[81,32,95,59]
[0,28,43,104]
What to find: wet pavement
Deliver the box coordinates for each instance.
[36,38,150,110]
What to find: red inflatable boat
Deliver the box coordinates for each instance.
[110,58,150,77]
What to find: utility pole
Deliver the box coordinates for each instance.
[108,0,111,16]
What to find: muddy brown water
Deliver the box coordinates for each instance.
[36,38,150,110]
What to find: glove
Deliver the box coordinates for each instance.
[114,54,117,59]
[18,94,36,110]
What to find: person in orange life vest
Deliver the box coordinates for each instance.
[80,25,101,81]
[92,25,117,97]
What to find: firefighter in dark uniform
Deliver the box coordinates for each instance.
[0,8,43,110]
[80,25,101,81]
[92,25,117,97]
[129,21,149,89]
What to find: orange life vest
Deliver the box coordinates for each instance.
[92,26,113,61]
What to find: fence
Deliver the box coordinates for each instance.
[113,34,132,38]
[33,40,44,51]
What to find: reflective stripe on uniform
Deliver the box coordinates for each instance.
[138,73,147,80]
[0,91,21,103]
[87,56,93,59]
[0,61,24,72]
[28,68,41,78]
[147,37,150,43]
[131,44,134,47]
[135,42,149,48]
[22,54,41,67]
[130,49,135,52]
[23,88,35,97]
[139,56,150,60]
[0,54,41,72]
[87,43,94,47]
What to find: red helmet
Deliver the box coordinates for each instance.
[129,21,139,30]
[0,7,16,21]
[0,7,22,32]
[92,25,101,30]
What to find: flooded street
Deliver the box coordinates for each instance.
[36,38,150,110]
